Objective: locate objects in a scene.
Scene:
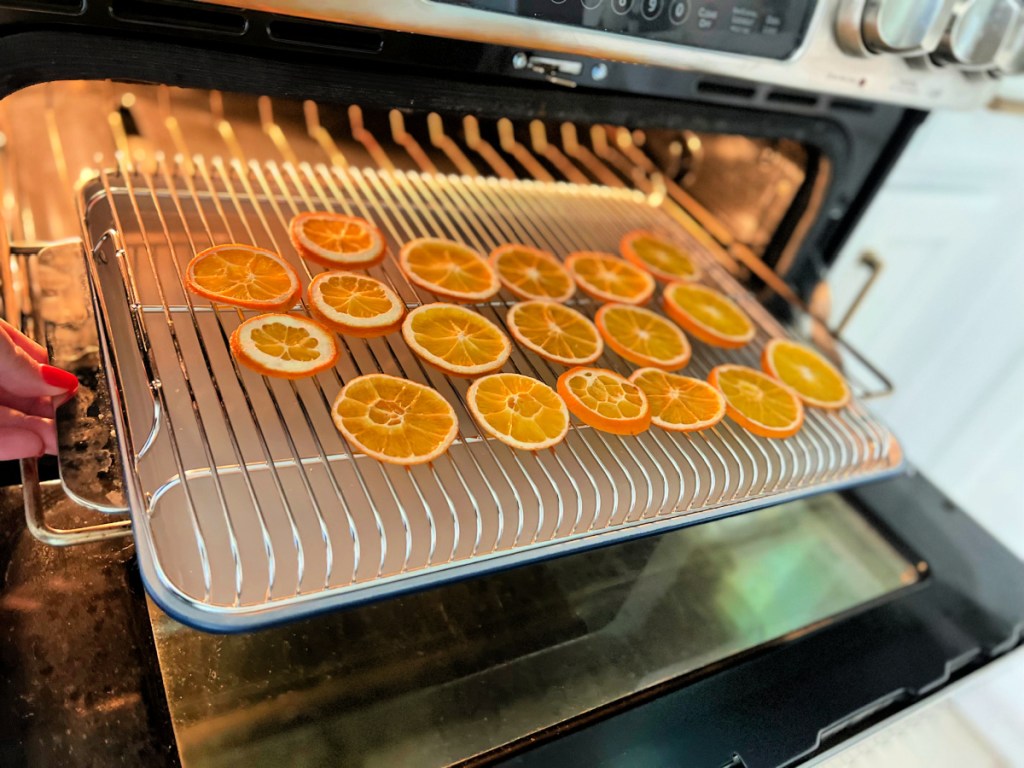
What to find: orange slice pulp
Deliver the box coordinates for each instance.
[399,237,500,302]
[402,303,511,377]
[467,373,569,451]
[505,300,603,367]
[628,368,725,432]
[307,271,405,337]
[185,244,299,311]
[708,364,804,439]
[489,244,575,303]
[230,313,339,379]
[289,212,385,269]
[565,251,655,306]
[761,338,851,410]
[620,230,701,283]
[662,282,755,349]
[332,373,458,465]
[595,303,691,371]
[556,366,651,436]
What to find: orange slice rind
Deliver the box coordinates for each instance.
[230,313,339,379]
[308,271,405,337]
[467,373,569,451]
[399,237,500,303]
[620,230,701,283]
[332,373,458,465]
[663,282,755,349]
[708,364,804,439]
[629,368,725,432]
[490,244,575,303]
[402,303,511,377]
[506,300,603,367]
[565,251,655,306]
[556,366,651,436]
[185,244,300,311]
[289,212,386,269]
[595,303,691,371]
[762,338,851,410]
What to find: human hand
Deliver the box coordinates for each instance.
[1,318,78,460]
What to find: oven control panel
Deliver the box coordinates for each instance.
[431,0,816,59]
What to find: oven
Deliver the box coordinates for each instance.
[0,1,1022,766]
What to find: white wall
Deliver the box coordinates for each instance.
[829,108,1024,560]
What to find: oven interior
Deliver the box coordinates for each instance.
[0,77,979,766]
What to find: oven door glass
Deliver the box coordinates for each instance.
[151,491,917,767]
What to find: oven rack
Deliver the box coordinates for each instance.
[81,157,903,630]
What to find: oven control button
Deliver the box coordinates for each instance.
[640,0,664,20]
[695,5,719,29]
[668,0,688,24]
[861,0,956,55]
[933,0,1021,68]
[611,0,633,13]
[581,0,603,9]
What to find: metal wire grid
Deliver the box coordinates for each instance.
[81,157,901,622]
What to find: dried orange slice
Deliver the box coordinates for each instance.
[289,212,386,269]
[556,366,650,436]
[185,244,299,311]
[307,271,404,337]
[402,303,511,377]
[230,313,339,379]
[399,238,499,303]
[663,283,755,349]
[490,244,575,303]
[708,364,804,439]
[629,368,725,432]
[762,338,851,410]
[467,373,569,451]
[594,304,691,371]
[506,300,603,367]
[620,230,701,283]
[332,374,457,466]
[565,251,655,306]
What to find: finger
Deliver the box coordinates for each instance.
[0,326,78,400]
[0,381,43,416]
[0,319,48,365]
[0,428,45,460]
[0,406,57,458]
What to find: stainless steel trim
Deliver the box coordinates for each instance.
[201,0,1003,110]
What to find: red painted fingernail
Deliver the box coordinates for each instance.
[40,364,79,394]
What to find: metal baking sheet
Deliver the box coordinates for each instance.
[82,160,904,631]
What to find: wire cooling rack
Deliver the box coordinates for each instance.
[81,158,903,630]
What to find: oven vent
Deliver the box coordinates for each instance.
[266,18,384,54]
[0,0,82,13]
[695,80,757,100]
[830,98,875,114]
[765,89,819,107]
[108,0,246,35]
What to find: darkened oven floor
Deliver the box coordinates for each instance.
[0,481,177,768]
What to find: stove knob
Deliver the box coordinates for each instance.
[862,0,957,54]
[993,12,1024,72]
[932,0,1022,69]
